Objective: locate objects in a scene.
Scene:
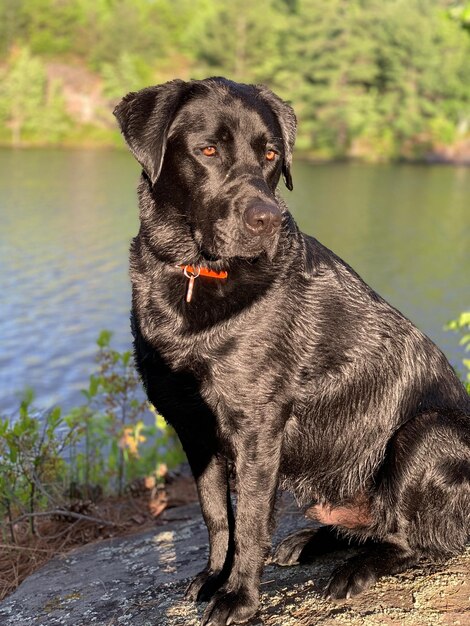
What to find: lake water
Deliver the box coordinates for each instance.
[0,149,469,416]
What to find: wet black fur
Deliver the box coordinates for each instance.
[114,77,470,625]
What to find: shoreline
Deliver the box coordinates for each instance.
[1,141,470,166]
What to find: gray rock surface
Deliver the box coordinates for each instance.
[0,500,469,626]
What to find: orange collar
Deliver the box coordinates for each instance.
[178,264,228,279]
[177,264,228,303]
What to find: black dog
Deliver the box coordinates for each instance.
[114,78,470,626]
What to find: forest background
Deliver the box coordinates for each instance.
[1,0,470,162]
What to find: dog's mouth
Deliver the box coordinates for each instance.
[191,223,281,267]
[198,236,279,266]
[195,248,264,271]
[199,249,223,264]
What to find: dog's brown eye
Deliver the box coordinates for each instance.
[202,146,217,157]
[266,149,277,161]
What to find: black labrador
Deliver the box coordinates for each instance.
[114,77,470,626]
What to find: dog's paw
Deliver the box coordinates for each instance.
[324,559,377,600]
[201,587,259,626]
[272,528,318,566]
[185,569,225,603]
[324,543,415,600]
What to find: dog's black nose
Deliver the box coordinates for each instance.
[244,204,282,235]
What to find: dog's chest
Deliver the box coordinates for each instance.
[152,312,290,414]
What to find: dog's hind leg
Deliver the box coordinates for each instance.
[273,525,370,566]
[326,412,470,599]
[274,490,375,566]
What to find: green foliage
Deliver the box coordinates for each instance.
[449,1,470,31]
[101,53,154,100]
[187,0,288,82]
[0,46,70,146]
[20,0,84,56]
[0,332,185,539]
[1,2,470,155]
[273,0,470,159]
[0,47,46,146]
[446,312,470,394]
[66,330,185,496]
[0,391,73,537]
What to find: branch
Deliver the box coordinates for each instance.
[30,468,61,507]
[0,544,51,552]
[5,509,116,527]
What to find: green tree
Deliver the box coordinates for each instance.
[0,0,27,56]
[449,1,470,32]
[20,0,84,55]
[370,0,470,157]
[83,0,176,68]
[276,0,470,158]
[1,0,470,156]
[187,0,288,82]
[101,52,154,100]
[0,47,46,146]
[0,47,70,146]
[276,0,379,156]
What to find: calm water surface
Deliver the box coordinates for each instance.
[0,149,469,415]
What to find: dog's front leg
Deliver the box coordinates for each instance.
[201,428,282,626]
[185,453,235,601]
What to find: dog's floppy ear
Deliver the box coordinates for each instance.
[113,79,190,185]
[256,86,297,191]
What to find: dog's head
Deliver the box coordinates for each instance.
[114,77,297,261]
